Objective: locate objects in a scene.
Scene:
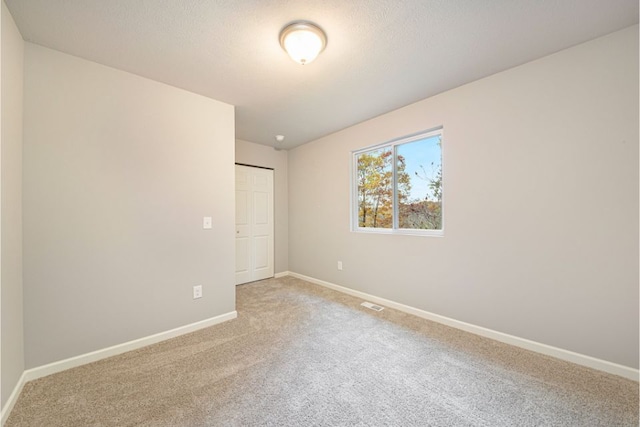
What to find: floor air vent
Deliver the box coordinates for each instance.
[361,301,385,312]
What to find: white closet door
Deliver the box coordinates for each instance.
[235,165,274,285]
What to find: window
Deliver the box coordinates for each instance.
[352,128,443,236]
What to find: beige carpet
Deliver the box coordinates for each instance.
[6,276,639,426]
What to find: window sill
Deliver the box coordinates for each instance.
[352,227,443,237]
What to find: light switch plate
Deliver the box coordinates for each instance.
[203,217,212,229]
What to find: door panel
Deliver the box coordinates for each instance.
[254,192,269,224]
[235,237,250,280]
[235,190,248,225]
[254,235,269,270]
[235,165,274,285]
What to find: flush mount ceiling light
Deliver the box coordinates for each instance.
[279,21,327,65]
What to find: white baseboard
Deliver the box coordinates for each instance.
[1,311,237,426]
[286,272,639,382]
[1,371,27,426]
[24,311,237,382]
[274,271,290,278]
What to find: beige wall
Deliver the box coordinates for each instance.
[22,44,236,368]
[1,1,25,409]
[288,26,639,368]
[235,139,288,274]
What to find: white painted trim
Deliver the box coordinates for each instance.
[1,372,27,426]
[286,272,639,382]
[274,271,290,278]
[26,311,237,381]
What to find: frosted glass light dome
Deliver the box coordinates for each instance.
[279,22,327,65]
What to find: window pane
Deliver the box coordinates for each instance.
[397,135,442,230]
[356,147,393,228]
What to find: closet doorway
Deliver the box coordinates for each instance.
[235,164,274,285]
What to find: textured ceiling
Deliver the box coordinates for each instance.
[5,0,639,149]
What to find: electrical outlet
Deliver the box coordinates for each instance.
[203,217,212,229]
[193,285,203,299]
[337,261,343,271]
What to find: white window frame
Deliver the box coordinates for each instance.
[350,127,444,237]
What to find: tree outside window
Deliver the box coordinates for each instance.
[354,129,442,235]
